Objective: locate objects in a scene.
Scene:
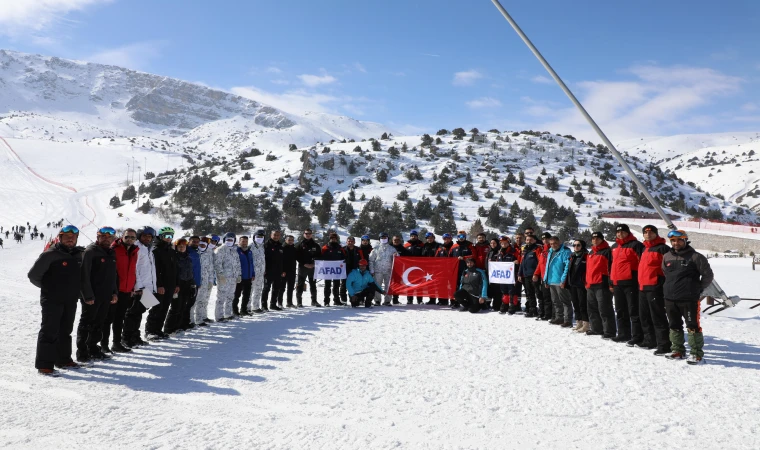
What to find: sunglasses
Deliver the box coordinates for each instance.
[60,225,79,234]
[98,227,116,235]
[667,230,687,239]
[162,234,174,240]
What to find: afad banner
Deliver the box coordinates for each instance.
[487,261,515,285]
[388,256,459,298]
[314,260,347,280]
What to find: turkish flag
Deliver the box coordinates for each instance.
[388,256,459,298]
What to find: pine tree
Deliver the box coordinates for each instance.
[348,188,356,201]
[469,219,485,237]
[516,212,541,235]
[545,175,559,191]
[109,196,122,208]
[573,191,586,205]
[518,171,525,186]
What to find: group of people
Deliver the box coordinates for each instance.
[29,220,713,376]
[2,224,47,244]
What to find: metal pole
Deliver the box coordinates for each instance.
[490,0,673,229]
[490,0,739,305]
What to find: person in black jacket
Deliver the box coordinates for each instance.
[360,235,373,263]
[485,238,500,309]
[567,239,589,332]
[145,227,179,340]
[278,235,298,308]
[164,238,194,334]
[401,231,424,304]
[321,232,347,306]
[296,228,322,307]
[76,226,118,361]
[421,232,441,305]
[262,230,285,310]
[340,236,364,305]
[389,235,408,305]
[28,225,84,375]
[517,233,541,316]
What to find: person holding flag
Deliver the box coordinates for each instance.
[421,232,441,305]
[435,233,455,306]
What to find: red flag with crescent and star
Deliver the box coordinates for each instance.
[388,256,459,298]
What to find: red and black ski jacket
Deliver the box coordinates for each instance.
[404,239,424,256]
[321,242,346,261]
[343,245,364,272]
[638,237,669,291]
[472,242,491,269]
[585,241,612,289]
[421,241,440,257]
[435,242,454,257]
[112,239,139,293]
[610,234,644,287]
[537,243,550,279]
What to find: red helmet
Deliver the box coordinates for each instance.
[358,259,368,266]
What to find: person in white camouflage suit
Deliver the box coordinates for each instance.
[191,237,216,325]
[249,229,267,312]
[214,232,241,322]
[368,232,398,306]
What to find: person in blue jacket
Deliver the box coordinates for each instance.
[454,257,489,313]
[543,236,572,326]
[181,236,202,329]
[234,235,255,316]
[346,259,384,308]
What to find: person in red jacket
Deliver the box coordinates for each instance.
[102,228,139,353]
[610,223,645,345]
[472,232,490,270]
[435,233,455,306]
[637,225,671,355]
[536,231,553,320]
[585,232,615,338]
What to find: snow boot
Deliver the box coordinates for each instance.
[573,321,584,331]
[426,299,437,305]
[55,361,83,370]
[612,335,630,343]
[635,340,657,350]
[686,355,704,365]
[666,352,685,360]
[38,368,59,377]
[561,322,573,328]
[653,349,670,357]
[112,342,132,353]
[626,338,643,348]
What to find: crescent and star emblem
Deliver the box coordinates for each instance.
[401,267,433,287]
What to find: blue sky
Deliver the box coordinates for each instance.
[1,0,759,140]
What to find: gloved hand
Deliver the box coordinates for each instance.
[218,275,227,285]
[236,276,242,283]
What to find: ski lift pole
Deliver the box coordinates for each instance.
[489,0,739,306]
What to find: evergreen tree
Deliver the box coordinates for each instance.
[348,188,356,201]
[121,185,136,201]
[469,218,485,237]
[485,203,501,229]
[421,134,433,147]
[545,175,559,191]
[518,171,526,186]
[516,212,541,235]
[372,140,382,152]
[573,191,586,205]
[109,196,122,209]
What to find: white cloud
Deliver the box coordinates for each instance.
[86,41,165,71]
[266,66,282,74]
[270,79,290,85]
[298,73,337,87]
[231,86,338,115]
[353,63,367,73]
[741,102,758,112]
[0,0,111,38]
[466,97,502,109]
[453,70,483,86]
[531,75,554,85]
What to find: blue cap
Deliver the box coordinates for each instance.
[361,235,370,240]
[410,229,419,236]
[211,234,221,242]
[139,226,155,237]
[442,233,452,239]
[425,232,434,238]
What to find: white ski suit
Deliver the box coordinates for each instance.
[134,240,157,294]
[191,247,216,324]
[250,241,266,310]
[368,242,397,305]
[214,244,241,320]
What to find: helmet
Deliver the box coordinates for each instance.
[222,232,236,242]
[255,229,265,237]
[425,232,435,238]
[410,229,419,236]
[379,232,389,238]
[358,259,369,266]
[667,229,689,241]
[211,234,221,243]
[159,226,175,236]
[361,235,370,241]
[139,226,156,237]
[442,233,452,239]
[200,236,211,244]
[174,237,188,247]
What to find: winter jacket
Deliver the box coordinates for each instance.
[543,246,571,286]
[251,241,266,279]
[177,251,195,284]
[421,241,440,257]
[518,243,542,278]
[638,237,669,291]
[134,240,157,293]
[111,239,139,293]
[343,245,364,272]
[189,246,202,286]
[237,246,255,280]
[199,247,215,285]
[392,243,408,256]
[495,245,519,263]
[346,268,378,296]
[214,244,242,283]
[586,241,612,289]
[486,246,500,264]
[567,251,588,288]
[296,238,322,266]
[610,234,644,286]
[404,239,424,256]
[459,267,489,298]
[28,243,83,302]
[368,242,398,274]
[537,243,551,278]
[436,242,454,257]
[662,245,714,302]
[473,242,491,269]
[322,242,347,261]
[81,243,118,301]
[153,240,179,293]
[264,239,285,280]
[282,243,297,275]
[360,244,373,261]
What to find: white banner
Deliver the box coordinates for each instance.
[488,261,515,285]
[315,260,347,280]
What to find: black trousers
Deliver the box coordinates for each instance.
[454,289,484,313]
[262,277,282,308]
[233,278,252,313]
[181,286,198,329]
[641,288,672,351]
[102,291,132,346]
[537,280,552,318]
[145,292,171,335]
[350,287,375,307]
[122,292,145,341]
[279,273,296,305]
[614,284,641,340]
[165,281,193,334]
[76,298,110,354]
[324,280,340,304]
[36,297,77,369]
[665,299,701,331]
[523,278,538,313]
[587,287,616,336]
[296,266,317,304]
[569,286,588,322]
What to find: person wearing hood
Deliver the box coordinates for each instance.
[145,227,180,341]
[610,223,645,345]
[585,231,615,338]
[76,226,118,361]
[340,236,364,306]
[449,231,475,309]
[359,235,373,264]
[567,239,589,333]
[346,259,384,308]
[543,236,572,327]
[296,228,322,307]
[637,225,671,355]
[102,228,139,353]
[233,235,254,315]
[191,237,216,326]
[214,232,242,322]
[165,238,195,334]
[122,227,156,347]
[278,234,298,308]
[180,236,202,329]
[403,230,425,305]
[435,233,455,306]
[390,235,408,305]
[250,229,268,312]
[662,230,713,364]
[28,225,84,375]
[321,232,347,306]
[518,233,543,317]
[262,230,285,310]
[368,232,398,306]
